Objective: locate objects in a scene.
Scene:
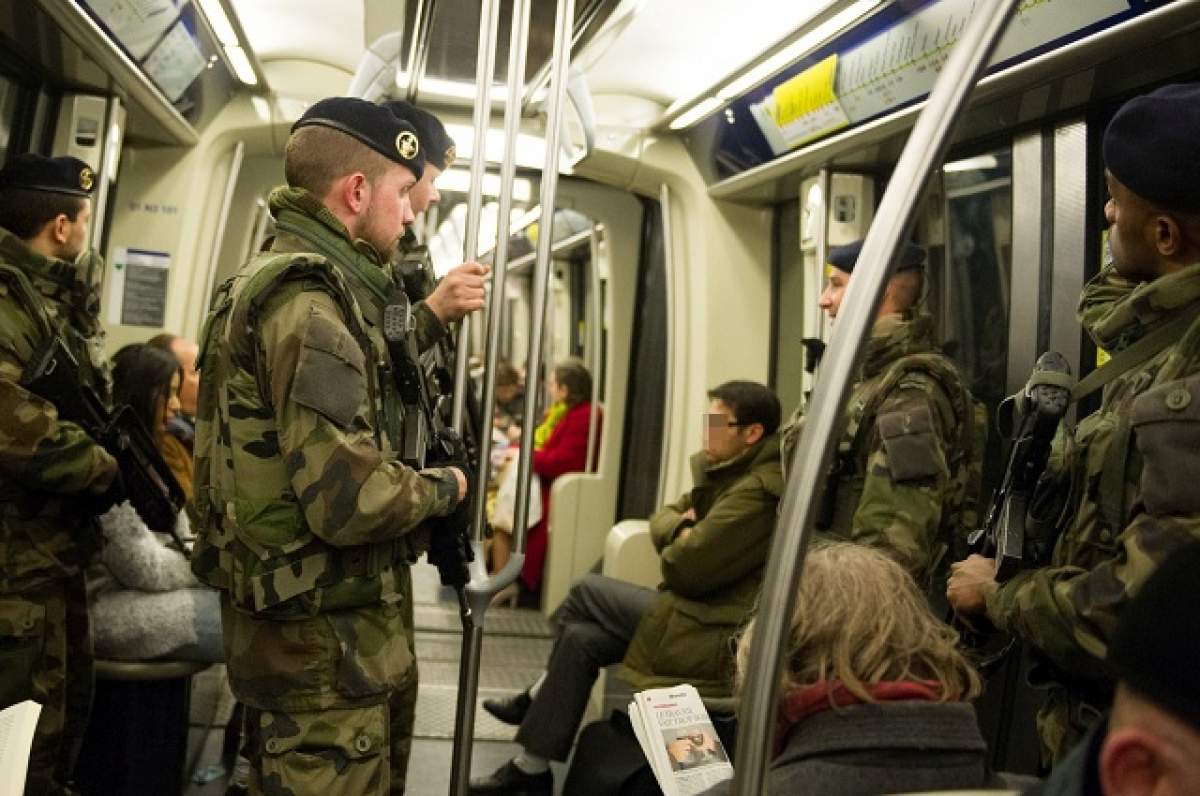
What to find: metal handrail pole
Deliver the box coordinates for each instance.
[467,0,531,558]
[585,224,602,471]
[509,0,574,550]
[448,1,532,793]
[450,0,501,435]
[730,3,1021,793]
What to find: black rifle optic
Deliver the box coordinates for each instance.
[967,350,1073,580]
[21,336,188,549]
[383,288,474,588]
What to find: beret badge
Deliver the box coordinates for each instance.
[396,130,420,160]
[79,167,94,192]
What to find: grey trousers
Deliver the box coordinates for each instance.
[515,573,656,761]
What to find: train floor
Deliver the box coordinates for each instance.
[181,562,572,795]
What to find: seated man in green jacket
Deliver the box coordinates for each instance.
[469,381,784,795]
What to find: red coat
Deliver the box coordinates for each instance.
[521,401,602,591]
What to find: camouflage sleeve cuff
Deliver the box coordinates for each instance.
[413,301,449,354]
[985,569,1035,633]
[422,467,460,515]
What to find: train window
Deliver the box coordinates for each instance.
[920,148,1013,487]
[0,72,23,163]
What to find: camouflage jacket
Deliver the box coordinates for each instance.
[986,262,1200,688]
[191,188,458,619]
[0,228,118,593]
[781,311,985,589]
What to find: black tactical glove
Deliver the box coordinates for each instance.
[426,431,476,588]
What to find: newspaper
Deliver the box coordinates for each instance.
[629,685,733,796]
[0,700,42,796]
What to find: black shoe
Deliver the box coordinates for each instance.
[468,761,552,795]
[483,689,532,726]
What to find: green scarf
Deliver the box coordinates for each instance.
[861,310,937,378]
[534,401,569,450]
[1080,262,1200,353]
[267,186,395,304]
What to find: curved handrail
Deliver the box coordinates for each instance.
[730,2,1022,793]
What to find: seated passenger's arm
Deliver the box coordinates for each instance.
[649,493,693,553]
[98,501,198,592]
[264,291,459,548]
[0,335,118,497]
[849,385,952,580]
[659,477,779,598]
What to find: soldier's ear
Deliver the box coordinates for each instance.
[1154,213,1184,258]
[50,213,71,244]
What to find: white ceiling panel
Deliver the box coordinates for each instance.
[230,0,365,75]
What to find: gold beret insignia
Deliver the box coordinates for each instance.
[79,167,94,192]
[396,130,419,160]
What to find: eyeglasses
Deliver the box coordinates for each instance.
[704,413,751,429]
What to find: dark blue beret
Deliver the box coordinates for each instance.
[827,240,926,274]
[1104,83,1200,213]
[381,100,456,172]
[293,97,425,179]
[0,153,96,197]
[1111,541,1200,731]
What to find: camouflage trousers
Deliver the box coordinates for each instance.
[1034,685,1107,772]
[0,575,93,796]
[223,571,419,796]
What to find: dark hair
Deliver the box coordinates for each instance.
[112,344,181,433]
[496,360,521,389]
[147,332,178,352]
[707,380,781,435]
[0,187,87,240]
[552,358,592,406]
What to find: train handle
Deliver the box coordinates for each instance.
[730,2,1022,793]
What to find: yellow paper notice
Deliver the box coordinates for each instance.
[770,54,841,128]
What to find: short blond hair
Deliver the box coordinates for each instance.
[736,542,980,704]
[284,125,394,197]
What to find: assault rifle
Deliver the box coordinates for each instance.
[382,288,474,588]
[966,350,1073,580]
[21,336,188,549]
[395,257,484,468]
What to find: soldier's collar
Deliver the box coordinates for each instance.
[1082,261,1200,352]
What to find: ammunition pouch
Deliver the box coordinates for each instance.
[199,502,414,619]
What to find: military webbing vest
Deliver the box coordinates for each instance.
[819,350,987,583]
[0,250,111,588]
[191,250,415,619]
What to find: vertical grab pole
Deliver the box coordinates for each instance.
[585,224,602,472]
[730,3,1021,794]
[451,0,501,435]
[448,1,533,793]
[508,0,573,563]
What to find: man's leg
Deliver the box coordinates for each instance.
[515,574,655,761]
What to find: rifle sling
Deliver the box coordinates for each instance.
[1072,312,1196,403]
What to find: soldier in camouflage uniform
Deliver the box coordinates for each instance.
[948,83,1200,766]
[0,154,123,795]
[191,97,485,795]
[780,241,986,593]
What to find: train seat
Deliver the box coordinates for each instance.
[76,659,211,796]
[600,519,658,589]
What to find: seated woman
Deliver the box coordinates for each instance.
[87,344,221,663]
[519,358,601,598]
[705,542,997,795]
